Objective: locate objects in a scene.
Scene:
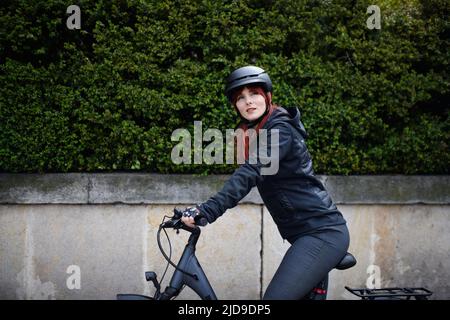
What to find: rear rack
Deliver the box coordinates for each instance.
[345,287,433,300]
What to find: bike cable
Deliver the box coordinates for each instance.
[158,224,172,288]
[157,216,199,280]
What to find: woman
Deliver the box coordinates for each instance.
[181,66,350,300]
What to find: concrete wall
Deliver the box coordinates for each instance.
[0,174,449,300]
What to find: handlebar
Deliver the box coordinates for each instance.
[160,208,203,233]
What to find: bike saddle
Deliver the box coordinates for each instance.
[335,252,357,270]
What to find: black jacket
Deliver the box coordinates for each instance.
[199,106,346,241]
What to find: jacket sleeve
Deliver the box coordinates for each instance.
[198,122,293,223]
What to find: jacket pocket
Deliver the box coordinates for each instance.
[274,191,296,223]
[278,192,295,211]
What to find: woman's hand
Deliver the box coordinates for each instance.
[180,206,207,227]
[181,215,196,228]
[181,213,196,228]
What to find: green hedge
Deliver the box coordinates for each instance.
[1,0,448,174]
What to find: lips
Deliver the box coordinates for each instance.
[246,107,257,113]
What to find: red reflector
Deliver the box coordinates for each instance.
[313,288,327,294]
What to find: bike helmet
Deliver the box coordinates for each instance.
[225,66,273,103]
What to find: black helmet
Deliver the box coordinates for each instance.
[225,66,273,102]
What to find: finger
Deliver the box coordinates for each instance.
[181,218,190,226]
[181,217,195,226]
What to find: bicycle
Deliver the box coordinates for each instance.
[117,208,357,300]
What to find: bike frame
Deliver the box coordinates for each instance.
[159,227,217,300]
[117,210,357,300]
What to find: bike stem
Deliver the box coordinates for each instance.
[186,226,201,247]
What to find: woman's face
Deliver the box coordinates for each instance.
[234,87,267,121]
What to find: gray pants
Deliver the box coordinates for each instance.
[263,224,350,300]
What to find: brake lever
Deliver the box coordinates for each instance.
[161,218,181,229]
